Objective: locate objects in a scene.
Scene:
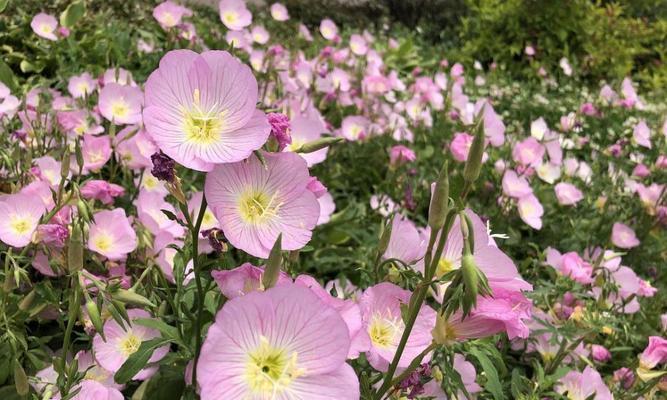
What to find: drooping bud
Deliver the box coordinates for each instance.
[463,111,486,185]
[262,234,282,290]
[112,289,156,308]
[427,161,449,231]
[86,299,105,339]
[76,199,91,223]
[297,137,344,153]
[67,224,84,272]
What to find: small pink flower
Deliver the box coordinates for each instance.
[591,344,611,362]
[68,73,97,98]
[0,193,46,248]
[639,336,667,369]
[197,284,359,399]
[80,180,125,205]
[389,145,416,166]
[270,3,289,21]
[98,83,143,125]
[285,113,329,166]
[525,45,535,56]
[546,249,593,284]
[35,224,68,247]
[88,208,137,260]
[267,112,291,151]
[554,182,583,205]
[31,13,58,41]
[449,132,473,162]
[320,18,338,40]
[502,170,532,199]
[219,0,252,30]
[211,262,290,299]
[611,222,640,249]
[153,1,192,29]
[350,34,368,56]
[517,194,544,229]
[512,137,545,167]
[360,283,435,371]
[250,25,270,44]
[93,309,169,380]
[632,163,651,178]
[79,134,112,173]
[205,152,319,258]
[557,366,612,400]
[633,120,652,149]
[340,115,370,141]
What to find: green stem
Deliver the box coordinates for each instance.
[59,275,81,396]
[188,194,208,389]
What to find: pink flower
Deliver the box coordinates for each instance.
[632,163,651,178]
[115,127,158,170]
[153,1,192,29]
[340,115,370,141]
[383,216,428,267]
[320,18,338,40]
[286,113,329,166]
[633,120,652,149]
[197,284,359,399]
[250,25,270,44]
[557,366,612,400]
[0,193,46,247]
[68,73,97,98]
[79,134,112,173]
[205,152,319,258]
[517,194,544,229]
[98,83,143,125]
[101,68,136,87]
[80,180,125,205]
[211,262,290,299]
[611,222,640,249]
[449,132,473,162]
[639,336,667,369]
[317,192,336,225]
[88,208,138,260]
[502,170,532,199]
[33,155,65,187]
[270,3,289,21]
[93,309,169,380]
[143,50,270,171]
[350,34,368,56]
[389,145,416,166]
[525,45,535,56]
[512,137,545,167]
[360,283,435,371]
[591,345,611,362]
[35,224,68,247]
[218,0,252,30]
[554,182,583,205]
[31,13,58,41]
[267,112,291,151]
[546,249,593,284]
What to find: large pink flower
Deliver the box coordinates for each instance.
[359,283,436,371]
[205,151,319,258]
[197,284,359,399]
[144,50,270,171]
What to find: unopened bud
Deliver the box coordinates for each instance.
[67,224,84,272]
[61,149,71,179]
[297,137,344,153]
[463,117,485,185]
[377,216,394,256]
[14,361,29,396]
[76,200,91,223]
[75,139,84,170]
[262,234,282,290]
[461,254,479,310]
[86,299,105,338]
[19,290,36,311]
[113,289,156,308]
[427,161,449,230]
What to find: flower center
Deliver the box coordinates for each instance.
[77,82,90,95]
[223,11,238,25]
[183,89,225,145]
[436,258,456,277]
[93,232,113,252]
[162,13,175,26]
[118,333,141,356]
[40,24,53,34]
[111,100,130,120]
[238,190,281,224]
[202,210,216,227]
[246,336,304,394]
[368,313,403,348]
[9,215,33,236]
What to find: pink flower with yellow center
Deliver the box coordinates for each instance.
[143,50,270,171]
[0,193,45,248]
[88,208,138,260]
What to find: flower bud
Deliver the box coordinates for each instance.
[18,290,36,311]
[76,199,91,223]
[463,115,486,185]
[262,234,282,290]
[461,254,479,313]
[427,161,449,230]
[67,224,84,272]
[86,299,105,338]
[377,216,394,256]
[297,137,344,153]
[112,289,156,308]
[13,361,29,396]
[60,149,71,179]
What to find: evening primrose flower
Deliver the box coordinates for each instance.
[556,366,612,400]
[143,50,270,171]
[554,182,584,206]
[0,193,45,248]
[341,115,370,141]
[359,283,436,371]
[93,309,169,380]
[611,222,640,249]
[320,18,338,40]
[31,13,58,41]
[153,1,192,29]
[517,194,544,230]
[204,151,319,258]
[270,3,289,21]
[285,113,329,167]
[88,208,138,260]
[197,284,359,399]
[98,83,143,125]
[218,0,252,31]
[68,73,97,98]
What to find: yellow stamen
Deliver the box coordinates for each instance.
[9,215,33,236]
[368,313,403,348]
[93,232,113,252]
[245,336,305,395]
[118,333,141,356]
[182,89,226,144]
[238,190,281,224]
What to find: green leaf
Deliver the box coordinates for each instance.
[0,0,8,14]
[0,59,16,91]
[114,338,171,384]
[133,318,180,343]
[141,364,186,400]
[469,347,505,400]
[60,1,85,28]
